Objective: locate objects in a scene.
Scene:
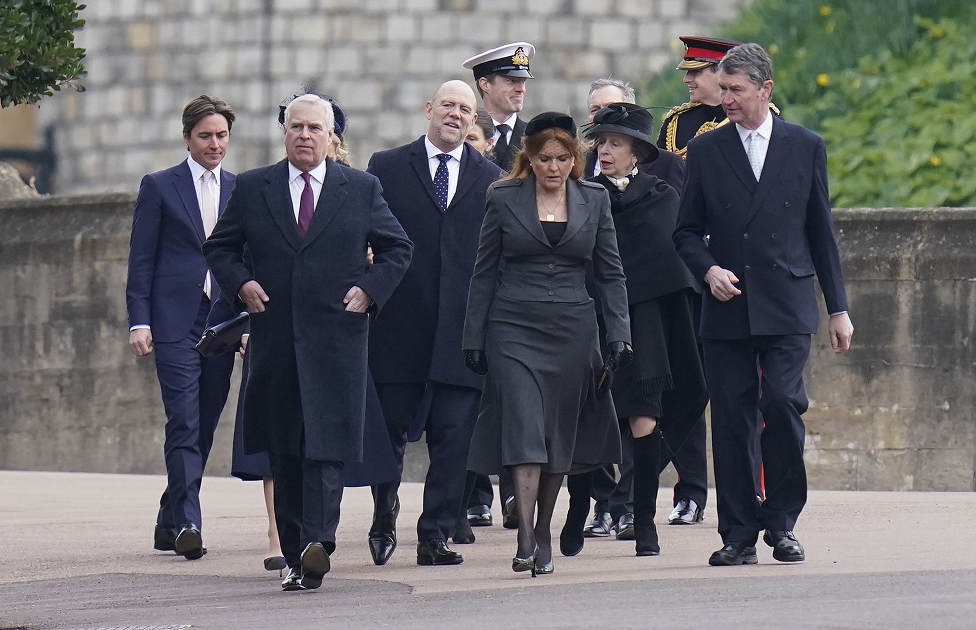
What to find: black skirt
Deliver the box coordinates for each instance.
[467,294,621,475]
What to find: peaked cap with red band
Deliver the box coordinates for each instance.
[676,36,740,70]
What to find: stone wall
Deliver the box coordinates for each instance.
[36,0,751,194]
[1,194,974,491]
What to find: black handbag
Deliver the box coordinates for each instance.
[195,311,250,357]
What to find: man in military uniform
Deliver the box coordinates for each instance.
[658,36,780,158]
[463,42,535,172]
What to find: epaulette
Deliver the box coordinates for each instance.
[662,101,701,121]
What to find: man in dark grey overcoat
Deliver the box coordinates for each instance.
[203,94,413,591]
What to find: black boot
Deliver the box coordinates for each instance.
[559,471,591,556]
[633,430,661,556]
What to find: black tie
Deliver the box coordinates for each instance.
[433,153,450,211]
[495,123,511,164]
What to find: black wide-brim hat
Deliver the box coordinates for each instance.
[524,111,577,138]
[583,103,659,161]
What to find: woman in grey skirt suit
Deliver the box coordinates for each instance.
[462,112,633,576]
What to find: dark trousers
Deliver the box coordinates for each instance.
[659,412,709,508]
[152,294,235,530]
[373,382,481,541]
[468,469,515,509]
[591,421,634,520]
[703,335,811,546]
[270,451,344,568]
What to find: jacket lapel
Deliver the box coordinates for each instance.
[173,161,206,243]
[745,116,790,224]
[448,144,478,210]
[300,158,347,249]
[557,180,589,246]
[218,169,234,216]
[262,160,301,251]
[508,177,550,248]
[409,137,444,213]
[717,124,758,195]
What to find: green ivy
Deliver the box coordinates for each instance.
[0,0,86,108]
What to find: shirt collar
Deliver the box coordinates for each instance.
[186,157,221,182]
[736,109,773,142]
[490,111,518,130]
[424,136,464,163]
[288,159,327,184]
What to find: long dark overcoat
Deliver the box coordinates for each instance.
[203,158,413,462]
[366,138,503,390]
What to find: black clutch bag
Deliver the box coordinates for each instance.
[595,356,615,399]
[195,311,250,357]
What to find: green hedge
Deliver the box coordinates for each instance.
[0,0,86,108]
[642,0,976,207]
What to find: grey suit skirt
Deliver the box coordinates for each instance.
[467,294,622,474]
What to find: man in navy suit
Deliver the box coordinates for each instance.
[365,80,504,567]
[204,94,412,591]
[673,44,854,566]
[126,95,239,560]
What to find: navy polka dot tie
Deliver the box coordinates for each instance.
[434,153,450,211]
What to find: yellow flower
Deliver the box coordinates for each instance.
[930,156,942,167]
[852,78,862,89]
[817,74,830,87]
[768,44,779,54]
[932,27,945,38]
[819,5,832,16]
[826,21,835,34]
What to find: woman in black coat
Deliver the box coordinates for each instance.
[462,112,633,576]
[580,103,708,555]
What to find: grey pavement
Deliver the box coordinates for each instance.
[2,471,975,629]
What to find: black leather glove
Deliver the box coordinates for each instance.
[463,349,488,375]
[607,341,634,370]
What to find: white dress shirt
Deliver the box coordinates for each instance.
[735,110,773,178]
[288,160,326,222]
[490,111,518,145]
[425,136,464,208]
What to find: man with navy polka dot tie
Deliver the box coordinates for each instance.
[365,80,504,567]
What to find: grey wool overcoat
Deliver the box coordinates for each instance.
[203,158,413,462]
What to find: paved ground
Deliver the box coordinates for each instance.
[2,471,975,629]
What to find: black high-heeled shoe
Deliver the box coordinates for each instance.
[512,554,535,574]
[265,555,287,576]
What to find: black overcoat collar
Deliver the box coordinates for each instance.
[261,158,348,251]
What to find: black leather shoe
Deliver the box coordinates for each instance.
[668,498,704,525]
[763,530,805,562]
[467,504,492,527]
[583,510,612,537]
[417,539,463,565]
[614,513,635,540]
[368,497,399,566]
[153,525,176,552]
[452,515,476,544]
[708,542,758,566]
[502,496,519,529]
[175,525,206,560]
[281,566,306,591]
[300,542,331,589]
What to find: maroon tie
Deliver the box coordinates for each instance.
[298,172,314,238]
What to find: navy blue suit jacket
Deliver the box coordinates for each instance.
[673,116,848,340]
[126,160,236,343]
[367,138,504,391]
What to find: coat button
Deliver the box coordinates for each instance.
[772,264,778,269]
[548,290,554,296]
[743,233,749,239]
[771,233,777,239]
[785,201,790,207]
[548,277,553,282]
[745,265,751,271]
[548,263,554,269]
